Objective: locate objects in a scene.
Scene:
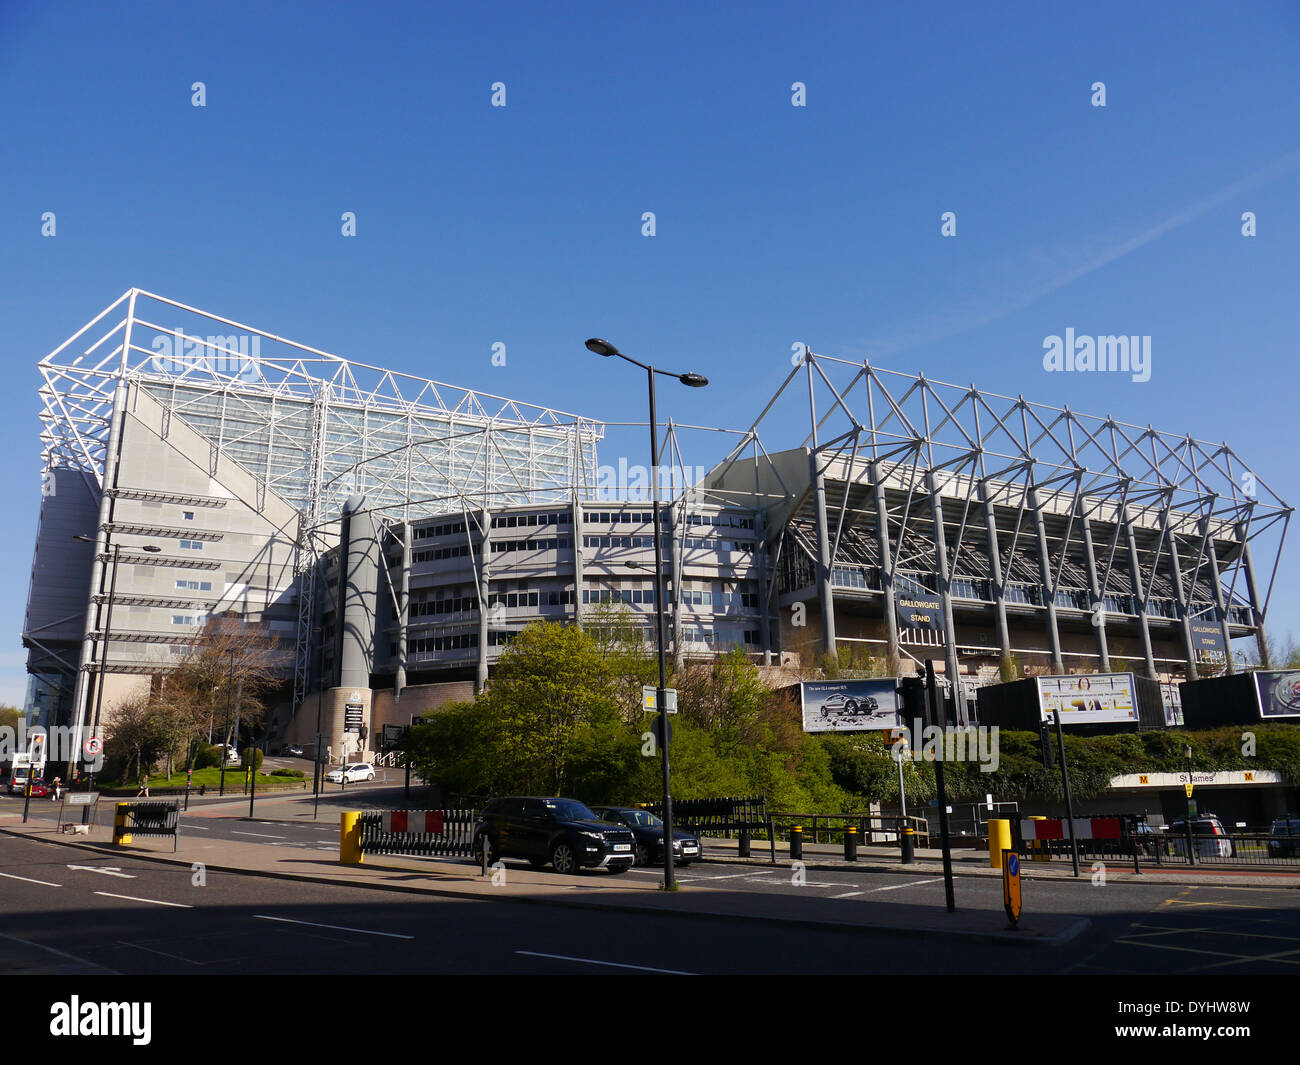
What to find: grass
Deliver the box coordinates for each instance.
[104,766,310,791]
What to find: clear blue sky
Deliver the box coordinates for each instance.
[2,1,1298,704]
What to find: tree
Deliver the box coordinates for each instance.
[161,613,286,762]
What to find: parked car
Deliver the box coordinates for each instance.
[1168,815,1234,858]
[275,743,305,757]
[819,693,880,718]
[325,763,375,784]
[1267,817,1300,858]
[12,778,50,798]
[215,745,240,768]
[1132,820,1160,856]
[473,797,636,874]
[589,806,702,867]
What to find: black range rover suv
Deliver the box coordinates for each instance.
[473,797,637,874]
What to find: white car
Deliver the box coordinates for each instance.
[325,763,375,784]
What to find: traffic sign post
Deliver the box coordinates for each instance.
[642,686,678,713]
[1003,850,1022,929]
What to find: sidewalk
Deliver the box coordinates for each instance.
[167,790,1300,889]
[0,817,1087,948]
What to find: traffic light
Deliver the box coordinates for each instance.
[1040,721,1055,770]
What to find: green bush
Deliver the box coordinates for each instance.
[241,747,264,772]
[270,767,305,778]
[193,744,223,770]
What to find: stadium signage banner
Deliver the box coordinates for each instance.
[1252,671,1300,719]
[896,591,943,631]
[1035,673,1138,725]
[800,680,901,733]
[1189,619,1226,658]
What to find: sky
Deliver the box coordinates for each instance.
[1,1,1297,706]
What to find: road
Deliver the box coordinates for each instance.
[3,830,1297,974]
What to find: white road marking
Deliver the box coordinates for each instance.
[516,950,694,975]
[231,831,286,839]
[830,890,865,899]
[67,865,135,879]
[0,932,117,973]
[0,871,63,887]
[182,824,210,830]
[686,870,780,881]
[252,915,413,939]
[94,892,192,908]
[868,878,944,892]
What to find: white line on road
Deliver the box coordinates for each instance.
[231,831,286,839]
[94,892,193,908]
[67,865,135,879]
[516,950,695,975]
[0,871,63,887]
[868,878,943,892]
[684,870,780,881]
[181,824,210,830]
[830,890,865,899]
[0,932,117,973]
[252,915,414,939]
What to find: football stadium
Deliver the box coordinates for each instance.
[23,291,1291,762]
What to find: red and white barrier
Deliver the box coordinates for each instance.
[1020,817,1121,841]
[381,810,445,835]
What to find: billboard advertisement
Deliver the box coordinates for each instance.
[800,679,901,733]
[1252,671,1300,719]
[1189,619,1226,659]
[1035,673,1138,725]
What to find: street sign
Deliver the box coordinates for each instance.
[643,686,678,713]
[344,703,363,734]
[1003,850,1021,928]
[1184,782,1194,798]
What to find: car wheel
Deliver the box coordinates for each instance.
[634,842,651,867]
[845,700,858,713]
[551,841,578,875]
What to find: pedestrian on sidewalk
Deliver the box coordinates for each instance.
[135,776,150,798]
[51,776,62,801]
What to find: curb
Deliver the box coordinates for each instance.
[0,825,1087,947]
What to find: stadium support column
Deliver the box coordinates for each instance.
[1164,524,1199,682]
[669,508,684,672]
[756,511,772,664]
[1079,505,1111,672]
[1028,484,1065,675]
[1123,505,1159,679]
[572,495,584,628]
[1202,519,1234,675]
[810,449,838,662]
[1238,535,1270,668]
[72,377,128,773]
[927,471,964,723]
[395,522,410,699]
[871,461,900,671]
[979,479,1012,667]
[340,497,380,752]
[476,508,492,694]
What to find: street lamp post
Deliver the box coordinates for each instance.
[219,648,235,797]
[585,337,707,891]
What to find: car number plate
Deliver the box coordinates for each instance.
[614,844,631,851]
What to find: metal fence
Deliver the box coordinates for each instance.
[114,800,181,852]
[356,808,479,858]
[1015,817,1300,869]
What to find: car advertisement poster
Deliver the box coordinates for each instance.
[1252,670,1300,719]
[1035,673,1138,725]
[800,679,901,733]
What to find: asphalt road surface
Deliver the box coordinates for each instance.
[3,831,1297,974]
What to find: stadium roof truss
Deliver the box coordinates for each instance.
[38,289,605,707]
[704,351,1291,679]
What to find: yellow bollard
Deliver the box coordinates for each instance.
[1030,815,1049,862]
[339,811,363,865]
[988,818,1012,869]
[112,802,132,846]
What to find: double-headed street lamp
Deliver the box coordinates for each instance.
[73,534,161,788]
[585,337,708,891]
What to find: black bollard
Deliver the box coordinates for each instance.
[844,825,858,862]
[901,825,916,864]
[738,827,751,858]
[790,824,803,860]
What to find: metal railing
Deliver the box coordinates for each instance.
[356,808,480,858]
[770,812,930,848]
